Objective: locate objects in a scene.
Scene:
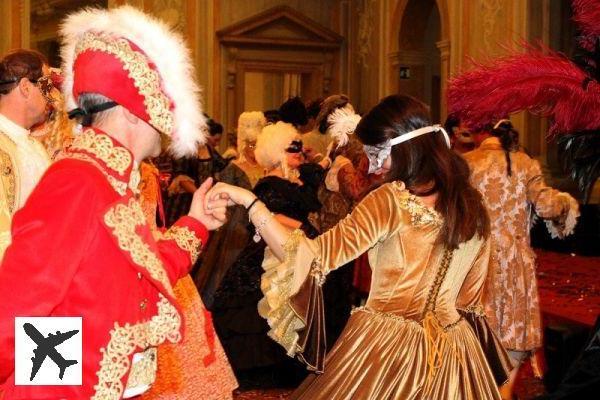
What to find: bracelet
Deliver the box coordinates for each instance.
[246,197,260,212]
[252,207,274,243]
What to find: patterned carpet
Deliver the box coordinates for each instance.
[231,250,599,400]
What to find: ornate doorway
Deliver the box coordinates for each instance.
[217,6,343,138]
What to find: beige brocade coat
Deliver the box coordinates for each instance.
[464,137,579,352]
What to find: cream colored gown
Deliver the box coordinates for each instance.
[259,181,511,399]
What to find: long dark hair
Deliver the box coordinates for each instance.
[491,120,519,176]
[355,95,489,249]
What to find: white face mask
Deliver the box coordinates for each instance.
[363,125,451,174]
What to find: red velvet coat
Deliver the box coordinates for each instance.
[0,128,208,399]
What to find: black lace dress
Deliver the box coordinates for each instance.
[212,164,323,389]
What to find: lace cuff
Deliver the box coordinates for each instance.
[544,193,580,239]
[258,229,326,372]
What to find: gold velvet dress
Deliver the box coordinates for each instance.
[259,181,512,399]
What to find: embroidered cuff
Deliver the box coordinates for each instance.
[165,216,208,263]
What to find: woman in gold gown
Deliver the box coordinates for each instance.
[207,95,512,399]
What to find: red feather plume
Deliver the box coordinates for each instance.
[447,48,600,135]
[573,0,600,45]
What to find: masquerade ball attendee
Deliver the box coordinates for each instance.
[207,95,512,400]
[0,50,53,257]
[164,115,229,227]
[464,119,579,399]
[193,111,265,308]
[233,111,266,187]
[211,121,323,390]
[0,7,227,399]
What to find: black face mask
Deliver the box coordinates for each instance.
[286,140,303,153]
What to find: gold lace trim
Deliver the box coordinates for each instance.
[70,130,132,176]
[459,304,486,317]
[286,229,328,281]
[0,147,16,214]
[391,181,442,227]
[76,33,174,135]
[124,347,157,391]
[163,225,202,264]
[92,295,181,400]
[62,152,128,195]
[104,197,174,296]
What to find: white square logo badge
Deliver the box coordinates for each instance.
[14,317,82,386]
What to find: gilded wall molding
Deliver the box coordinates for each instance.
[357,0,376,69]
[482,0,502,54]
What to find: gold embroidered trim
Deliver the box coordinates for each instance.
[124,347,157,391]
[459,304,486,317]
[0,147,16,214]
[164,225,202,264]
[70,130,132,176]
[76,33,174,135]
[92,295,181,400]
[285,229,328,282]
[104,197,174,296]
[391,181,442,227]
[62,152,128,195]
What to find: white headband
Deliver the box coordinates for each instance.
[389,124,451,148]
[364,124,451,174]
[493,119,511,129]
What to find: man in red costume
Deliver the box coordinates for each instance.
[0,6,227,399]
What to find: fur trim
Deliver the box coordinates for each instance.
[59,6,205,157]
[255,121,298,170]
[327,105,361,148]
[237,111,266,162]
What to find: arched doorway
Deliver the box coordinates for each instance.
[398,0,441,122]
[389,0,449,122]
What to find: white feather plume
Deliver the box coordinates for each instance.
[327,105,361,148]
[59,6,205,157]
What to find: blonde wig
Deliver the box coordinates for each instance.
[237,111,266,163]
[254,121,298,174]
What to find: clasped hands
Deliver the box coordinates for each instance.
[188,178,256,231]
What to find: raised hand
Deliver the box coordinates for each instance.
[188,178,229,231]
[205,182,257,209]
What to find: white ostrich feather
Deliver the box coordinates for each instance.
[327,106,361,148]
